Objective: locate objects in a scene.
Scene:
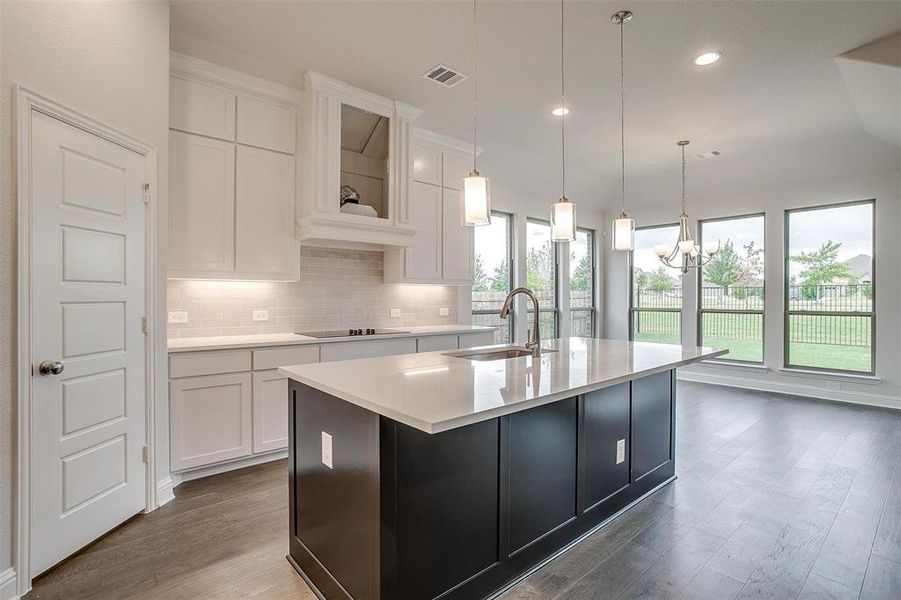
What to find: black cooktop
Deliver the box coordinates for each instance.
[296,328,410,339]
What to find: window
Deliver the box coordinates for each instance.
[526,219,559,339]
[698,214,765,363]
[785,200,874,374]
[630,225,681,344]
[472,211,514,344]
[570,228,596,337]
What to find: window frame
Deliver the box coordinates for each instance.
[472,210,515,343]
[628,222,682,344]
[570,227,596,337]
[697,212,766,365]
[526,217,560,337]
[783,199,876,375]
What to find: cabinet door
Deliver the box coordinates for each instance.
[441,188,474,283]
[170,76,236,141]
[170,372,252,471]
[441,151,472,190]
[252,370,289,453]
[235,145,298,277]
[413,144,441,185]
[169,131,236,273]
[320,338,417,362]
[632,371,673,481]
[236,95,296,155]
[405,182,442,281]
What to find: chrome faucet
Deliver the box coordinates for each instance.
[500,287,541,357]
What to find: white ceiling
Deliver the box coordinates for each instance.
[170,1,901,210]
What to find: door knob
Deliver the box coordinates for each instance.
[38,361,64,376]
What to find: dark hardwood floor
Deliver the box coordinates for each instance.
[27,381,901,599]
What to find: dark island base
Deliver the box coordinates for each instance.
[288,370,676,600]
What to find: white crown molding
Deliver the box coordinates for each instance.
[0,568,18,600]
[304,70,423,121]
[678,369,901,410]
[170,52,302,106]
[414,128,483,156]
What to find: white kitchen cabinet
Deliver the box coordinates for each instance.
[413,144,442,186]
[236,145,299,277]
[169,131,236,274]
[441,189,475,283]
[392,182,442,282]
[170,75,236,141]
[320,337,418,362]
[252,370,289,453]
[170,372,252,471]
[459,331,497,348]
[441,151,473,191]
[417,335,459,352]
[236,95,296,155]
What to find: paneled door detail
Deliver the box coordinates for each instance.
[30,110,147,576]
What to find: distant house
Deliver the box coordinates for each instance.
[817,254,872,298]
[843,254,872,284]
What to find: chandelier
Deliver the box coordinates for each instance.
[654,140,719,272]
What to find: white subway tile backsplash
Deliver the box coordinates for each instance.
[167,247,458,339]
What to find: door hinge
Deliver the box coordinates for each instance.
[143,183,151,204]
[142,446,149,463]
[141,316,149,334]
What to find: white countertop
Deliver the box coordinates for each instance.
[167,324,495,353]
[279,337,727,433]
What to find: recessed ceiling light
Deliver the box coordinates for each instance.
[552,106,570,117]
[694,51,721,66]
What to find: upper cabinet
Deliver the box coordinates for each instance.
[384,129,475,285]
[168,53,301,281]
[298,72,423,249]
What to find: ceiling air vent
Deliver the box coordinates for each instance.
[422,64,468,88]
[694,150,724,160]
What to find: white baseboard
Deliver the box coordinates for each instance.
[0,567,19,600]
[678,370,901,410]
[171,449,288,488]
[156,476,176,507]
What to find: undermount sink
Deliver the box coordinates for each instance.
[447,346,557,362]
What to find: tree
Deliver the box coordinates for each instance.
[740,241,764,285]
[570,254,592,291]
[647,267,677,292]
[633,269,649,290]
[489,259,510,292]
[704,239,742,292]
[792,240,852,300]
[526,244,553,291]
[472,254,489,292]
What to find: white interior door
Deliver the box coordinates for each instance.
[29,110,147,576]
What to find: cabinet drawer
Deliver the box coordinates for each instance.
[253,345,320,370]
[459,331,497,349]
[236,95,296,155]
[321,338,417,362]
[170,76,236,141]
[417,335,459,353]
[169,349,252,378]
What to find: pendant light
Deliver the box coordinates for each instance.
[460,0,491,226]
[551,0,576,242]
[654,140,720,272]
[611,9,635,251]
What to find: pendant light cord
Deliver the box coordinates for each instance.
[560,0,566,199]
[619,16,625,213]
[472,0,478,172]
[681,142,687,213]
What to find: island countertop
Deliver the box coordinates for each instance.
[279,337,726,433]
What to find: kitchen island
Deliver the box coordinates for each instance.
[279,338,726,599]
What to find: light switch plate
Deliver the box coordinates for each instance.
[616,439,626,464]
[439,307,450,317]
[252,309,270,322]
[321,431,333,469]
[168,311,188,324]
[390,308,401,318]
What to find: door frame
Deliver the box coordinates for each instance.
[14,85,160,594]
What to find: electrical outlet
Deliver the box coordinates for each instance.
[390,308,401,318]
[439,307,450,317]
[321,431,333,469]
[616,439,626,464]
[168,311,188,324]
[252,309,270,322]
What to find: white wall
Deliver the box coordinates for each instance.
[604,168,901,408]
[0,0,170,582]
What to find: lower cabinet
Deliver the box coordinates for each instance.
[170,372,253,471]
[252,370,289,453]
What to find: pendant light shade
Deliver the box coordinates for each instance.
[612,212,635,251]
[460,171,491,226]
[461,0,491,227]
[551,197,576,242]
